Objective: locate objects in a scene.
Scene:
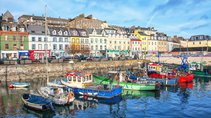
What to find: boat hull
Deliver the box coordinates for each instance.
[178,74,194,83]
[192,70,211,77]
[9,82,30,88]
[21,94,53,111]
[93,75,156,91]
[71,86,122,99]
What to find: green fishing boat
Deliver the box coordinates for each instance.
[93,75,157,91]
[189,62,211,77]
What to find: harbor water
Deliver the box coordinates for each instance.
[0,77,211,118]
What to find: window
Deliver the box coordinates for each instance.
[53,37,57,42]
[44,44,48,50]
[104,39,107,44]
[95,45,98,50]
[100,39,102,43]
[59,37,63,42]
[13,36,16,41]
[5,44,9,50]
[59,44,63,50]
[95,38,98,43]
[53,44,57,50]
[81,38,84,43]
[44,37,48,42]
[38,37,42,41]
[110,41,112,44]
[91,38,93,43]
[32,37,36,41]
[38,44,42,50]
[114,41,116,44]
[32,44,36,49]
[193,42,195,45]
[65,44,69,49]
[13,44,17,50]
[20,44,24,50]
[100,45,102,50]
[199,42,201,44]
[65,38,68,42]
[105,45,107,50]
[4,35,8,40]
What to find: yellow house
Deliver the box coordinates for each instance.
[69,28,81,54]
[133,29,149,54]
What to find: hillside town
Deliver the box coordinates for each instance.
[0,11,210,61]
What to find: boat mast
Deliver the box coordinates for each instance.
[45,5,49,83]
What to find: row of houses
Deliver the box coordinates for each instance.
[0,11,210,60]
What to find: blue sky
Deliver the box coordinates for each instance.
[0,0,211,38]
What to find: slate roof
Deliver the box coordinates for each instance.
[26,25,45,35]
[48,27,69,37]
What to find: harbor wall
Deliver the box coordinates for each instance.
[0,60,144,82]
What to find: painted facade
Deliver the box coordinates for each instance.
[105,28,130,57]
[0,31,28,59]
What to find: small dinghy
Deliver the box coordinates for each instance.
[22,93,54,111]
[9,82,30,88]
[38,87,75,105]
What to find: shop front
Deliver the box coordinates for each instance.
[29,50,51,60]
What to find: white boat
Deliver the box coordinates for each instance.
[9,82,30,88]
[38,87,75,105]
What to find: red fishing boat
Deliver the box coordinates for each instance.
[147,63,176,79]
[178,73,194,83]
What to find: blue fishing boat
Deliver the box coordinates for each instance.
[22,94,54,111]
[61,70,122,98]
[71,85,122,99]
[9,82,30,88]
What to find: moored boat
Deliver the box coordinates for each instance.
[61,70,122,98]
[93,75,156,91]
[189,62,211,77]
[22,93,54,111]
[61,70,94,88]
[9,82,30,88]
[178,73,194,83]
[147,63,176,79]
[38,87,75,105]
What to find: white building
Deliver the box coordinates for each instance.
[105,28,130,57]
[130,39,141,59]
[27,25,51,59]
[87,29,107,57]
[48,27,70,58]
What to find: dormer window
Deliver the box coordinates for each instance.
[72,30,78,36]
[58,30,62,35]
[52,30,56,35]
[64,31,68,36]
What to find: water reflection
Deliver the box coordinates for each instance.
[1,76,211,117]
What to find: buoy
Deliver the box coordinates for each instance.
[9,84,14,88]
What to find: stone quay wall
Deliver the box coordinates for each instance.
[0,60,144,82]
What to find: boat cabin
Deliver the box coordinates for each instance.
[66,70,93,84]
[148,63,163,72]
[189,62,205,71]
